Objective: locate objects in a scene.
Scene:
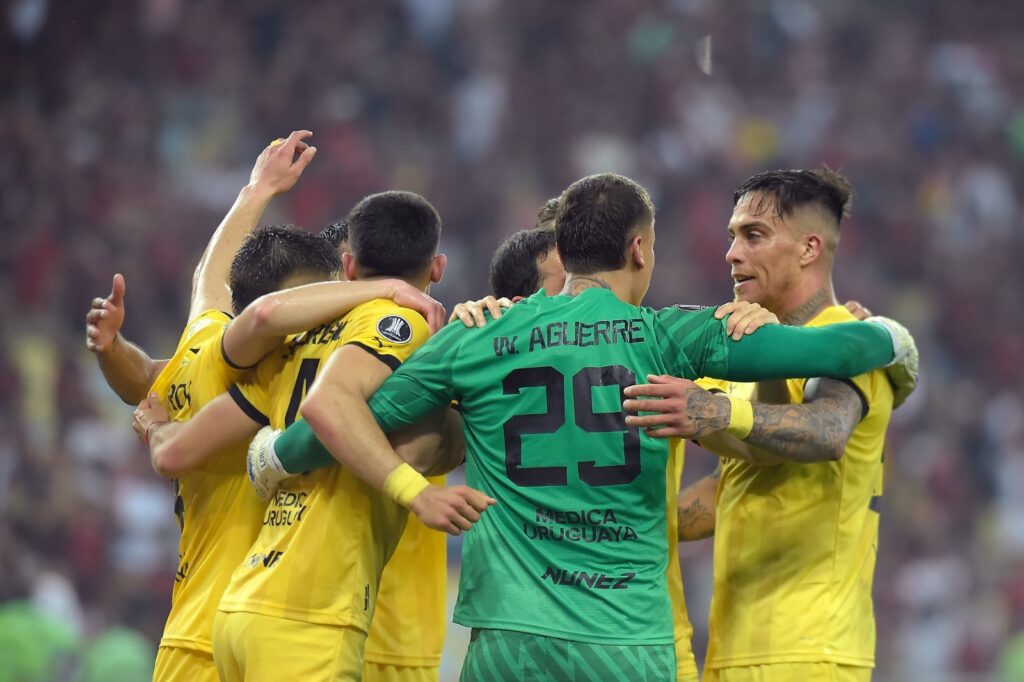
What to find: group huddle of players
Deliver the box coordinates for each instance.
[85,130,918,682]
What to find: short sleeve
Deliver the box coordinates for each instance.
[340,300,432,371]
[228,372,271,427]
[149,310,236,399]
[652,305,732,380]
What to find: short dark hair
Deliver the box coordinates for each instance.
[489,229,558,298]
[346,191,441,277]
[555,173,655,275]
[733,167,853,226]
[318,219,349,250]
[535,196,560,230]
[228,224,341,315]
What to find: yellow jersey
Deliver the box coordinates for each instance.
[149,310,265,653]
[666,438,699,680]
[704,305,893,669]
[364,496,447,667]
[218,299,431,636]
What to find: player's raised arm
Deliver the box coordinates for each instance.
[222,279,446,370]
[86,273,168,404]
[189,131,317,321]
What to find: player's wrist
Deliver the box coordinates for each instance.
[383,463,430,508]
[724,396,753,440]
[144,420,169,447]
[240,181,275,204]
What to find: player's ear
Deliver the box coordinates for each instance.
[511,295,525,303]
[429,254,447,284]
[342,252,358,281]
[629,234,647,269]
[799,234,823,267]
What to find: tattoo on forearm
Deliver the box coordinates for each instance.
[781,289,832,326]
[562,276,612,296]
[745,379,861,462]
[687,390,730,436]
[678,497,714,540]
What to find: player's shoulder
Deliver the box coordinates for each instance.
[344,298,429,346]
[176,309,233,348]
[806,305,858,327]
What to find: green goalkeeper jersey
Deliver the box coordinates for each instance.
[362,288,895,645]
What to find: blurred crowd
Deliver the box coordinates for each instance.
[1,0,1022,679]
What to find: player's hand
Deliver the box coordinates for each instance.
[866,315,919,409]
[623,375,730,439]
[449,296,513,328]
[249,130,317,196]
[844,300,873,320]
[246,426,290,501]
[133,392,170,444]
[383,280,448,333]
[409,484,497,535]
[715,301,779,341]
[86,274,127,353]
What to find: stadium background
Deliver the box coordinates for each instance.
[1,0,1022,679]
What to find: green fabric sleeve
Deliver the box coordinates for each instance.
[718,321,894,382]
[274,418,336,474]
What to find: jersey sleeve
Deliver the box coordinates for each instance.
[368,320,465,433]
[652,306,732,379]
[721,321,894,382]
[340,300,431,370]
[149,310,237,399]
[226,358,273,428]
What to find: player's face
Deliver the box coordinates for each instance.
[725,193,804,312]
[536,248,566,295]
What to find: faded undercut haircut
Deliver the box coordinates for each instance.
[489,228,558,299]
[733,167,853,227]
[229,224,342,315]
[554,173,656,275]
[346,191,441,278]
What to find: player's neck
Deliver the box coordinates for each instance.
[776,280,837,326]
[561,271,641,304]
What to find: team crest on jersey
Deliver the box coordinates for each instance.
[377,315,412,344]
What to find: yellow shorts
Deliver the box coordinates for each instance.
[153,646,218,682]
[213,610,366,682]
[705,663,872,682]
[363,661,439,682]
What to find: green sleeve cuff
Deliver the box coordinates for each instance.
[275,419,337,474]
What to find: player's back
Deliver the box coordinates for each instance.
[220,299,427,634]
[445,287,716,645]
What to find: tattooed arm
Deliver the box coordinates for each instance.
[677,464,720,541]
[625,377,864,463]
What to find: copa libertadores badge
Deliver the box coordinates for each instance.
[377,315,412,344]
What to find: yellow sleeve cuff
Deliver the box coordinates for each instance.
[725,396,754,440]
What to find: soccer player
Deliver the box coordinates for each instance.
[88,133,325,681]
[622,168,915,682]
[442,225,776,682]
[133,190,470,681]
[258,172,910,680]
